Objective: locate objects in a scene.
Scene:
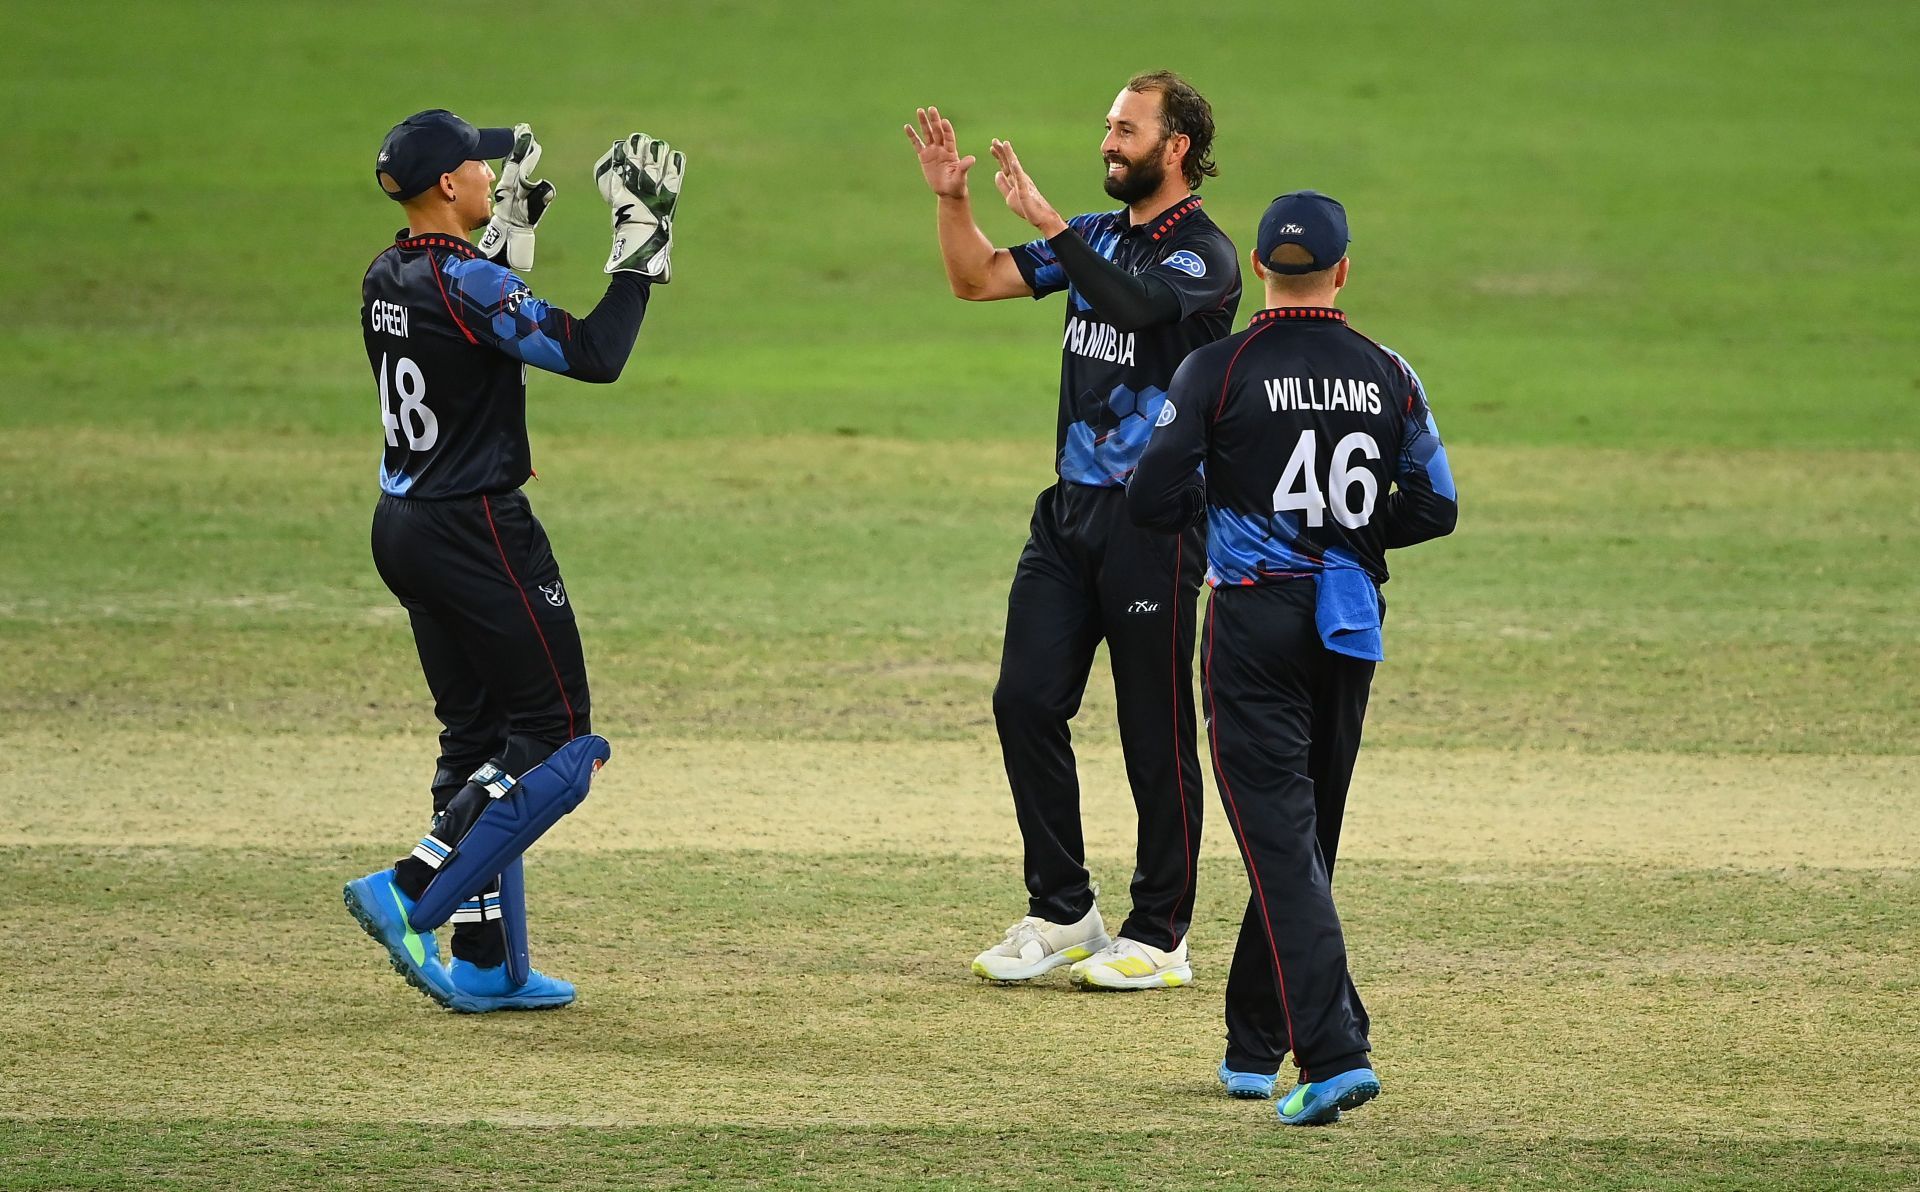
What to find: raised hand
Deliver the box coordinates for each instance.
[596,133,685,281]
[478,123,556,271]
[905,106,975,199]
[990,138,1065,238]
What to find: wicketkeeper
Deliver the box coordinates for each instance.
[344,109,683,1012]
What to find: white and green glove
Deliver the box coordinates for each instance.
[595,133,684,281]
[478,123,555,271]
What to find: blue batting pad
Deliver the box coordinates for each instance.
[499,857,530,988]
[411,734,610,931]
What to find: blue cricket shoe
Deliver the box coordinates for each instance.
[1275,1067,1381,1126]
[448,959,576,1011]
[1218,1061,1279,1100]
[343,868,462,1010]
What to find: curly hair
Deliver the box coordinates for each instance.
[1125,70,1218,189]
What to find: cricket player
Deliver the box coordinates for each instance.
[343,109,683,1012]
[905,72,1241,989]
[1128,191,1457,1122]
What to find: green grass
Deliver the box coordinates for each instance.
[4,1125,1912,1192]
[5,433,1914,751]
[2,847,1915,1187]
[6,1,1919,447]
[5,0,1918,1186]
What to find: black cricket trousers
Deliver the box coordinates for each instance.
[993,481,1206,953]
[1204,579,1373,1082]
[371,489,591,964]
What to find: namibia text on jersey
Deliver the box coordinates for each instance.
[1063,317,1136,366]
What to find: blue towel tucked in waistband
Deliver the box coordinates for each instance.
[1313,558,1383,662]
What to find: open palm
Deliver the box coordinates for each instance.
[990,138,1063,236]
[905,106,975,199]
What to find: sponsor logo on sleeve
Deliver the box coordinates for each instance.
[1163,249,1207,278]
[1155,401,1178,427]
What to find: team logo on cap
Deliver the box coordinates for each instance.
[1163,250,1207,278]
[1278,223,1305,234]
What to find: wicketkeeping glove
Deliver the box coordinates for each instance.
[595,133,684,281]
[477,123,555,271]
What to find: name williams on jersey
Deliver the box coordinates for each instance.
[1263,376,1383,414]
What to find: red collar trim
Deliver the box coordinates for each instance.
[1249,307,1347,325]
[1143,195,1204,242]
[395,232,480,258]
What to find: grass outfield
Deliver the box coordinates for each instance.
[5,0,1919,1188]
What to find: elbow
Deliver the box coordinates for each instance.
[1418,503,1458,541]
[950,277,991,302]
[1125,491,1182,533]
[572,360,623,384]
[574,361,625,384]
[576,346,636,384]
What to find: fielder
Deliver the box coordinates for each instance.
[344,109,683,1012]
[906,73,1240,989]
[1129,191,1457,1121]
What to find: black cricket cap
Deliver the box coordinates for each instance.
[375,109,514,202]
[1256,190,1349,274]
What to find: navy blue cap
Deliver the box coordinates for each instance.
[1256,190,1350,275]
[375,109,514,202]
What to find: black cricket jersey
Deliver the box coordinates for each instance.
[1008,197,1240,487]
[360,231,650,499]
[1130,307,1457,588]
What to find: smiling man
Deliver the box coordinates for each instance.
[905,73,1241,991]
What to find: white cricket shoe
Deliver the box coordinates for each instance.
[971,905,1113,982]
[1069,937,1193,990]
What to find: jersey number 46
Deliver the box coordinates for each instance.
[1274,429,1380,529]
[378,353,439,452]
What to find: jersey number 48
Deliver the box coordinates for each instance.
[378,352,438,452]
[1274,429,1380,529]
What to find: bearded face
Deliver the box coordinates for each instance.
[1103,134,1172,203]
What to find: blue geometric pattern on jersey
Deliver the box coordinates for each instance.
[378,462,415,498]
[1061,383,1166,487]
[1205,505,1322,587]
[1409,407,1455,498]
[1378,344,1455,500]
[442,256,570,374]
[1068,218,1122,314]
[1067,218,1121,310]
[1018,212,1119,309]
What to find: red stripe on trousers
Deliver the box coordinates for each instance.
[1204,595,1297,1057]
[1167,532,1193,945]
[482,495,577,742]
